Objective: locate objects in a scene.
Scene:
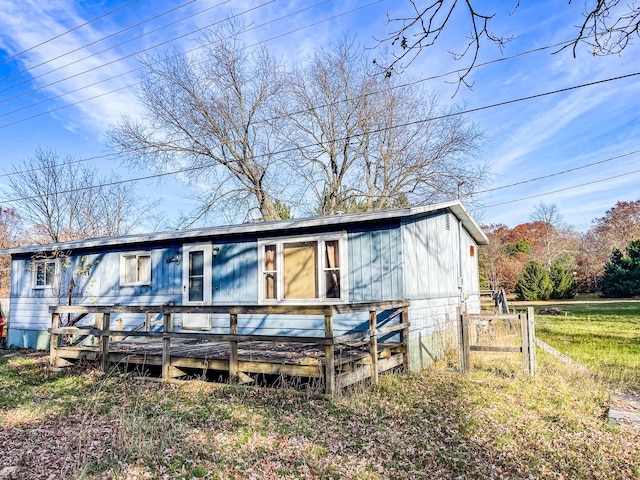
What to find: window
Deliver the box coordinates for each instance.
[120,252,152,286]
[33,260,56,288]
[260,235,346,302]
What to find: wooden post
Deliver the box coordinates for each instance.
[526,307,536,375]
[49,313,60,367]
[229,313,239,384]
[369,310,379,386]
[162,312,173,380]
[457,307,471,374]
[93,313,101,346]
[144,313,151,332]
[101,313,111,373]
[400,307,410,373]
[521,310,528,374]
[324,312,335,395]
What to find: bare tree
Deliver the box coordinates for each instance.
[285,39,376,215]
[0,206,22,296]
[377,1,640,86]
[358,82,486,209]
[109,22,288,225]
[530,202,565,268]
[286,38,486,215]
[6,148,154,243]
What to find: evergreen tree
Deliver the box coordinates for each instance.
[515,261,553,301]
[600,239,640,297]
[550,263,576,299]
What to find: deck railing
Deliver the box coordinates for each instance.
[49,301,410,394]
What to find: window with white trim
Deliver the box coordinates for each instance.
[120,252,152,286]
[33,260,56,288]
[259,234,346,302]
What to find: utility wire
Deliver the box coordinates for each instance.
[2,0,568,116]
[0,0,233,95]
[474,167,640,211]
[0,0,274,105]
[0,0,198,85]
[0,152,119,179]
[474,149,640,194]
[0,0,140,65]
[0,0,374,128]
[0,31,571,122]
[1,68,639,205]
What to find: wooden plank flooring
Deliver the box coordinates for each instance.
[103,337,388,366]
[56,337,405,390]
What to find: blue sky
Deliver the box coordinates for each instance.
[0,0,638,232]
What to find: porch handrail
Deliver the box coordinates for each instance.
[49,300,411,394]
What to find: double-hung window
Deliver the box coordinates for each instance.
[259,234,347,302]
[120,252,152,286]
[33,260,56,288]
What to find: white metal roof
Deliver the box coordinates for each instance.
[1,200,488,255]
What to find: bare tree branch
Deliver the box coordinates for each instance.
[109,21,287,225]
[6,148,153,243]
[376,1,640,88]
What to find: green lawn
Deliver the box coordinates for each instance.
[534,302,640,389]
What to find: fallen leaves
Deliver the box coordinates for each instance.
[0,352,639,479]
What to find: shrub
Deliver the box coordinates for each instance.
[550,264,576,299]
[515,261,553,301]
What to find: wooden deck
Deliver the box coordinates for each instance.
[49,301,410,394]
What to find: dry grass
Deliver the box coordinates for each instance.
[1,350,638,479]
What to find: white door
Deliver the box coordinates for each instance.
[182,243,212,329]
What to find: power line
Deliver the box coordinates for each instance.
[0,29,572,125]
[0,0,199,85]
[0,4,635,199]
[0,0,140,65]
[0,152,118,179]
[474,149,640,194]
[0,0,275,106]
[2,68,639,205]
[0,32,572,167]
[0,0,375,129]
[0,0,335,122]
[474,167,640,211]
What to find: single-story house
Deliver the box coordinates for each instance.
[1,200,487,371]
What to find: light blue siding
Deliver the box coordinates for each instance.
[195,312,370,337]
[401,211,483,369]
[7,246,183,348]
[348,225,403,301]
[401,212,459,299]
[212,241,258,303]
[8,213,481,355]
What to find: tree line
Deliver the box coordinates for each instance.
[480,200,640,300]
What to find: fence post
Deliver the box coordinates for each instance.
[162,312,173,379]
[400,306,410,373]
[369,310,379,387]
[93,313,101,346]
[457,307,471,374]
[101,312,111,373]
[324,311,335,395]
[49,312,60,367]
[229,313,239,384]
[527,307,536,375]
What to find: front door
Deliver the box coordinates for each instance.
[182,243,212,329]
